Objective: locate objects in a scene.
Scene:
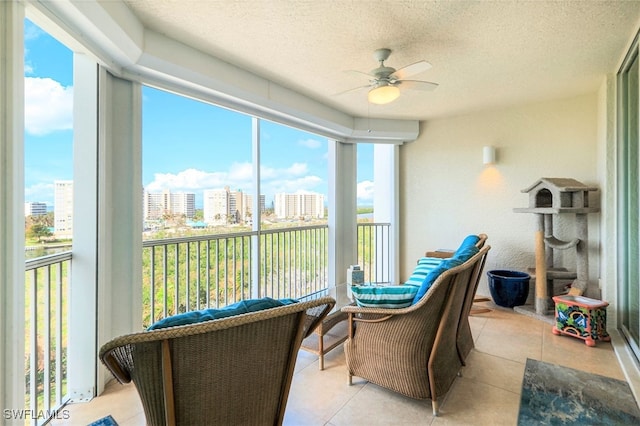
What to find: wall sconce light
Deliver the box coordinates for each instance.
[483,146,497,165]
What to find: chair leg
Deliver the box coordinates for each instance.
[432,400,439,416]
[348,373,352,385]
[471,296,492,315]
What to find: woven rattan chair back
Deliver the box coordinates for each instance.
[100,297,334,426]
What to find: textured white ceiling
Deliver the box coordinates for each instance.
[122,0,640,120]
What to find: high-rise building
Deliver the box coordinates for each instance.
[143,189,195,220]
[203,187,262,225]
[54,180,73,238]
[24,202,47,217]
[203,188,230,224]
[169,191,195,219]
[274,192,325,219]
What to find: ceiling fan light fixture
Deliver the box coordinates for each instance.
[368,84,400,105]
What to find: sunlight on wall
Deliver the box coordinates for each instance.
[476,165,506,196]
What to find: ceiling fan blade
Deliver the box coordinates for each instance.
[344,69,375,79]
[333,84,372,96]
[391,60,432,80]
[397,80,439,91]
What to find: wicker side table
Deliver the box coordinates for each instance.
[300,283,354,370]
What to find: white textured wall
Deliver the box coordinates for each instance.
[399,93,600,298]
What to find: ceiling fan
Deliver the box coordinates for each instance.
[340,48,438,105]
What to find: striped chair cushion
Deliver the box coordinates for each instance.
[350,284,420,309]
[403,257,444,286]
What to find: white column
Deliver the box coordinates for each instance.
[96,68,142,391]
[374,144,400,283]
[0,2,25,422]
[251,117,261,298]
[67,54,99,401]
[328,140,358,287]
[68,58,142,399]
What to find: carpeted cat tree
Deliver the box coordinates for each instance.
[514,178,599,315]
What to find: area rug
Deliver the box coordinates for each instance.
[518,358,640,425]
[87,415,118,426]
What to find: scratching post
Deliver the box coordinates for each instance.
[514,178,599,315]
[535,214,548,313]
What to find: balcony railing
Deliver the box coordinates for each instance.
[24,251,71,425]
[20,222,391,424]
[357,222,391,283]
[142,222,391,327]
[142,225,331,327]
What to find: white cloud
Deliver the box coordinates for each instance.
[268,175,323,194]
[357,180,374,202]
[228,162,253,181]
[24,22,44,41]
[145,168,231,193]
[145,163,325,202]
[25,182,54,205]
[285,162,308,175]
[299,138,322,149]
[24,77,73,135]
[260,162,308,180]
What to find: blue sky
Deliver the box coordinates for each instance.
[24,19,374,209]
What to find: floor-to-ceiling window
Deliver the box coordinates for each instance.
[140,86,333,326]
[141,86,253,326]
[23,17,73,421]
[618,31,640,362]
[259,120,329,298]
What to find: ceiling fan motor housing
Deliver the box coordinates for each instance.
[373,48,392,62]
[371,66,397,79]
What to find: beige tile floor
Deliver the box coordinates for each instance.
[53,301,630,426]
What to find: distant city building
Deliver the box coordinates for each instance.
[274,192,325,219]
[143,189,195,220]
[25,202,47,217]
[203,186,264,225]
[54,180,73,238]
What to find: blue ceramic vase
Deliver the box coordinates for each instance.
[487,270,530,308]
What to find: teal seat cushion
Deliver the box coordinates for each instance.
[410,235,481,305]
[351,284,420,308]
[147,297,297,330]
[403,257,444,286]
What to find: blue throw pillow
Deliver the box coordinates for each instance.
[450,234,480,264]
[410,263,449,304]
[410,235,481,304]
[351,284,420,308]
[456,235,481,252]
[147,297,297,330]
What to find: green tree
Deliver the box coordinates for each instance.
[27,223,53,242]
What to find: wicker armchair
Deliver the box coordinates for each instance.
[425,233,488,363]
[342,245,490,416]
[99,297,335,426]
